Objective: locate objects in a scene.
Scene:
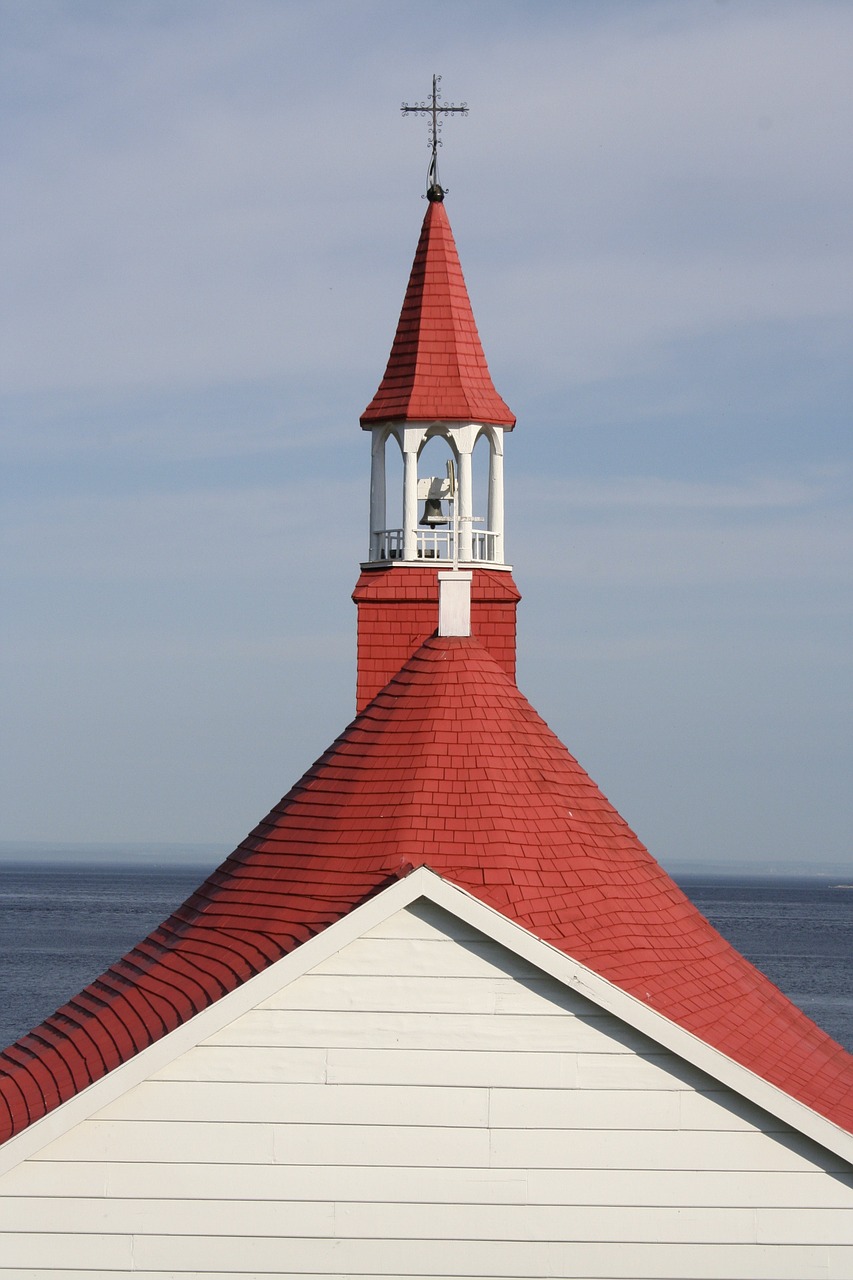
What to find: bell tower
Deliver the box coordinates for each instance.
[353,177,521,711]
[365,414,509,568]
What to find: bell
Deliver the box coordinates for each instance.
[420,497,449,526]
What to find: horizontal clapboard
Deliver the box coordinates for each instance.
[153,1044,710,1089]
[92,1079,773,1134]
[1,1197,852,1245]
[202,1009,653,1052]
[6,1160,851,1209]
[32,1118,844,1172]
[1,1232,849,1277]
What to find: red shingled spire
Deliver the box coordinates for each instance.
[2,635,853,1142]
[361,198,516,428]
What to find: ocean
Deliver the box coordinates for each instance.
[0,864,851,1054]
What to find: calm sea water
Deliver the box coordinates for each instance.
[0,865,204,1052]
[676,874,853,1055]
[0,865,851,1053]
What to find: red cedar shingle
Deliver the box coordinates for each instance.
[2,633,852,1144]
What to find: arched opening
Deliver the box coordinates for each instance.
[416,433,457,561]
[472,430,493,561]
[368,428,404,561]
[383,429,403,535]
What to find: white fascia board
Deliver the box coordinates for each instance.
[1,866,851,1174]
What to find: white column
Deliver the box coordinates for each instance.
[488,438,504,564]
[369,430,386,560]
[402,446,418,561]
[458,447,473,562]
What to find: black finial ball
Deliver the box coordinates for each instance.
[426,182,445,202]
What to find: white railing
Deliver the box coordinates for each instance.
[375,528,406,560]
[470,529,497,561]
[372,528,497,563]
[415,526,452,560]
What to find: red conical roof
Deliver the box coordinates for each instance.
[361,199,516,428]
[3,635,853,1142]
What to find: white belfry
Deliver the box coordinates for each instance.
[368,419,506,566]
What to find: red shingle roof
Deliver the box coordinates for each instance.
[360,199,516,428]
[3,635,853,1142]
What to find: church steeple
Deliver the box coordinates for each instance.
[353,188,521,710]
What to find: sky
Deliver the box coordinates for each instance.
[1,0,851,874]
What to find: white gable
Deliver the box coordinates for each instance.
[0,874,851,1278]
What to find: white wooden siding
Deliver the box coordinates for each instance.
[1,898,851,1279]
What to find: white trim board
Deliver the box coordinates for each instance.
[1,866,851,1175]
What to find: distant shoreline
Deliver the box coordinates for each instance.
[0,844,849,882]
[0,842,226,868]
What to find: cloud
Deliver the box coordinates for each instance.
[512,468,852,588]
[517,468,845,512]
[2,478,362,583]
[492,250,853,387]
[2,1,851,397]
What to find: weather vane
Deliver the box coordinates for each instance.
[401,74,468,201]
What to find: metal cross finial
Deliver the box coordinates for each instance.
[401,74,468,201]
